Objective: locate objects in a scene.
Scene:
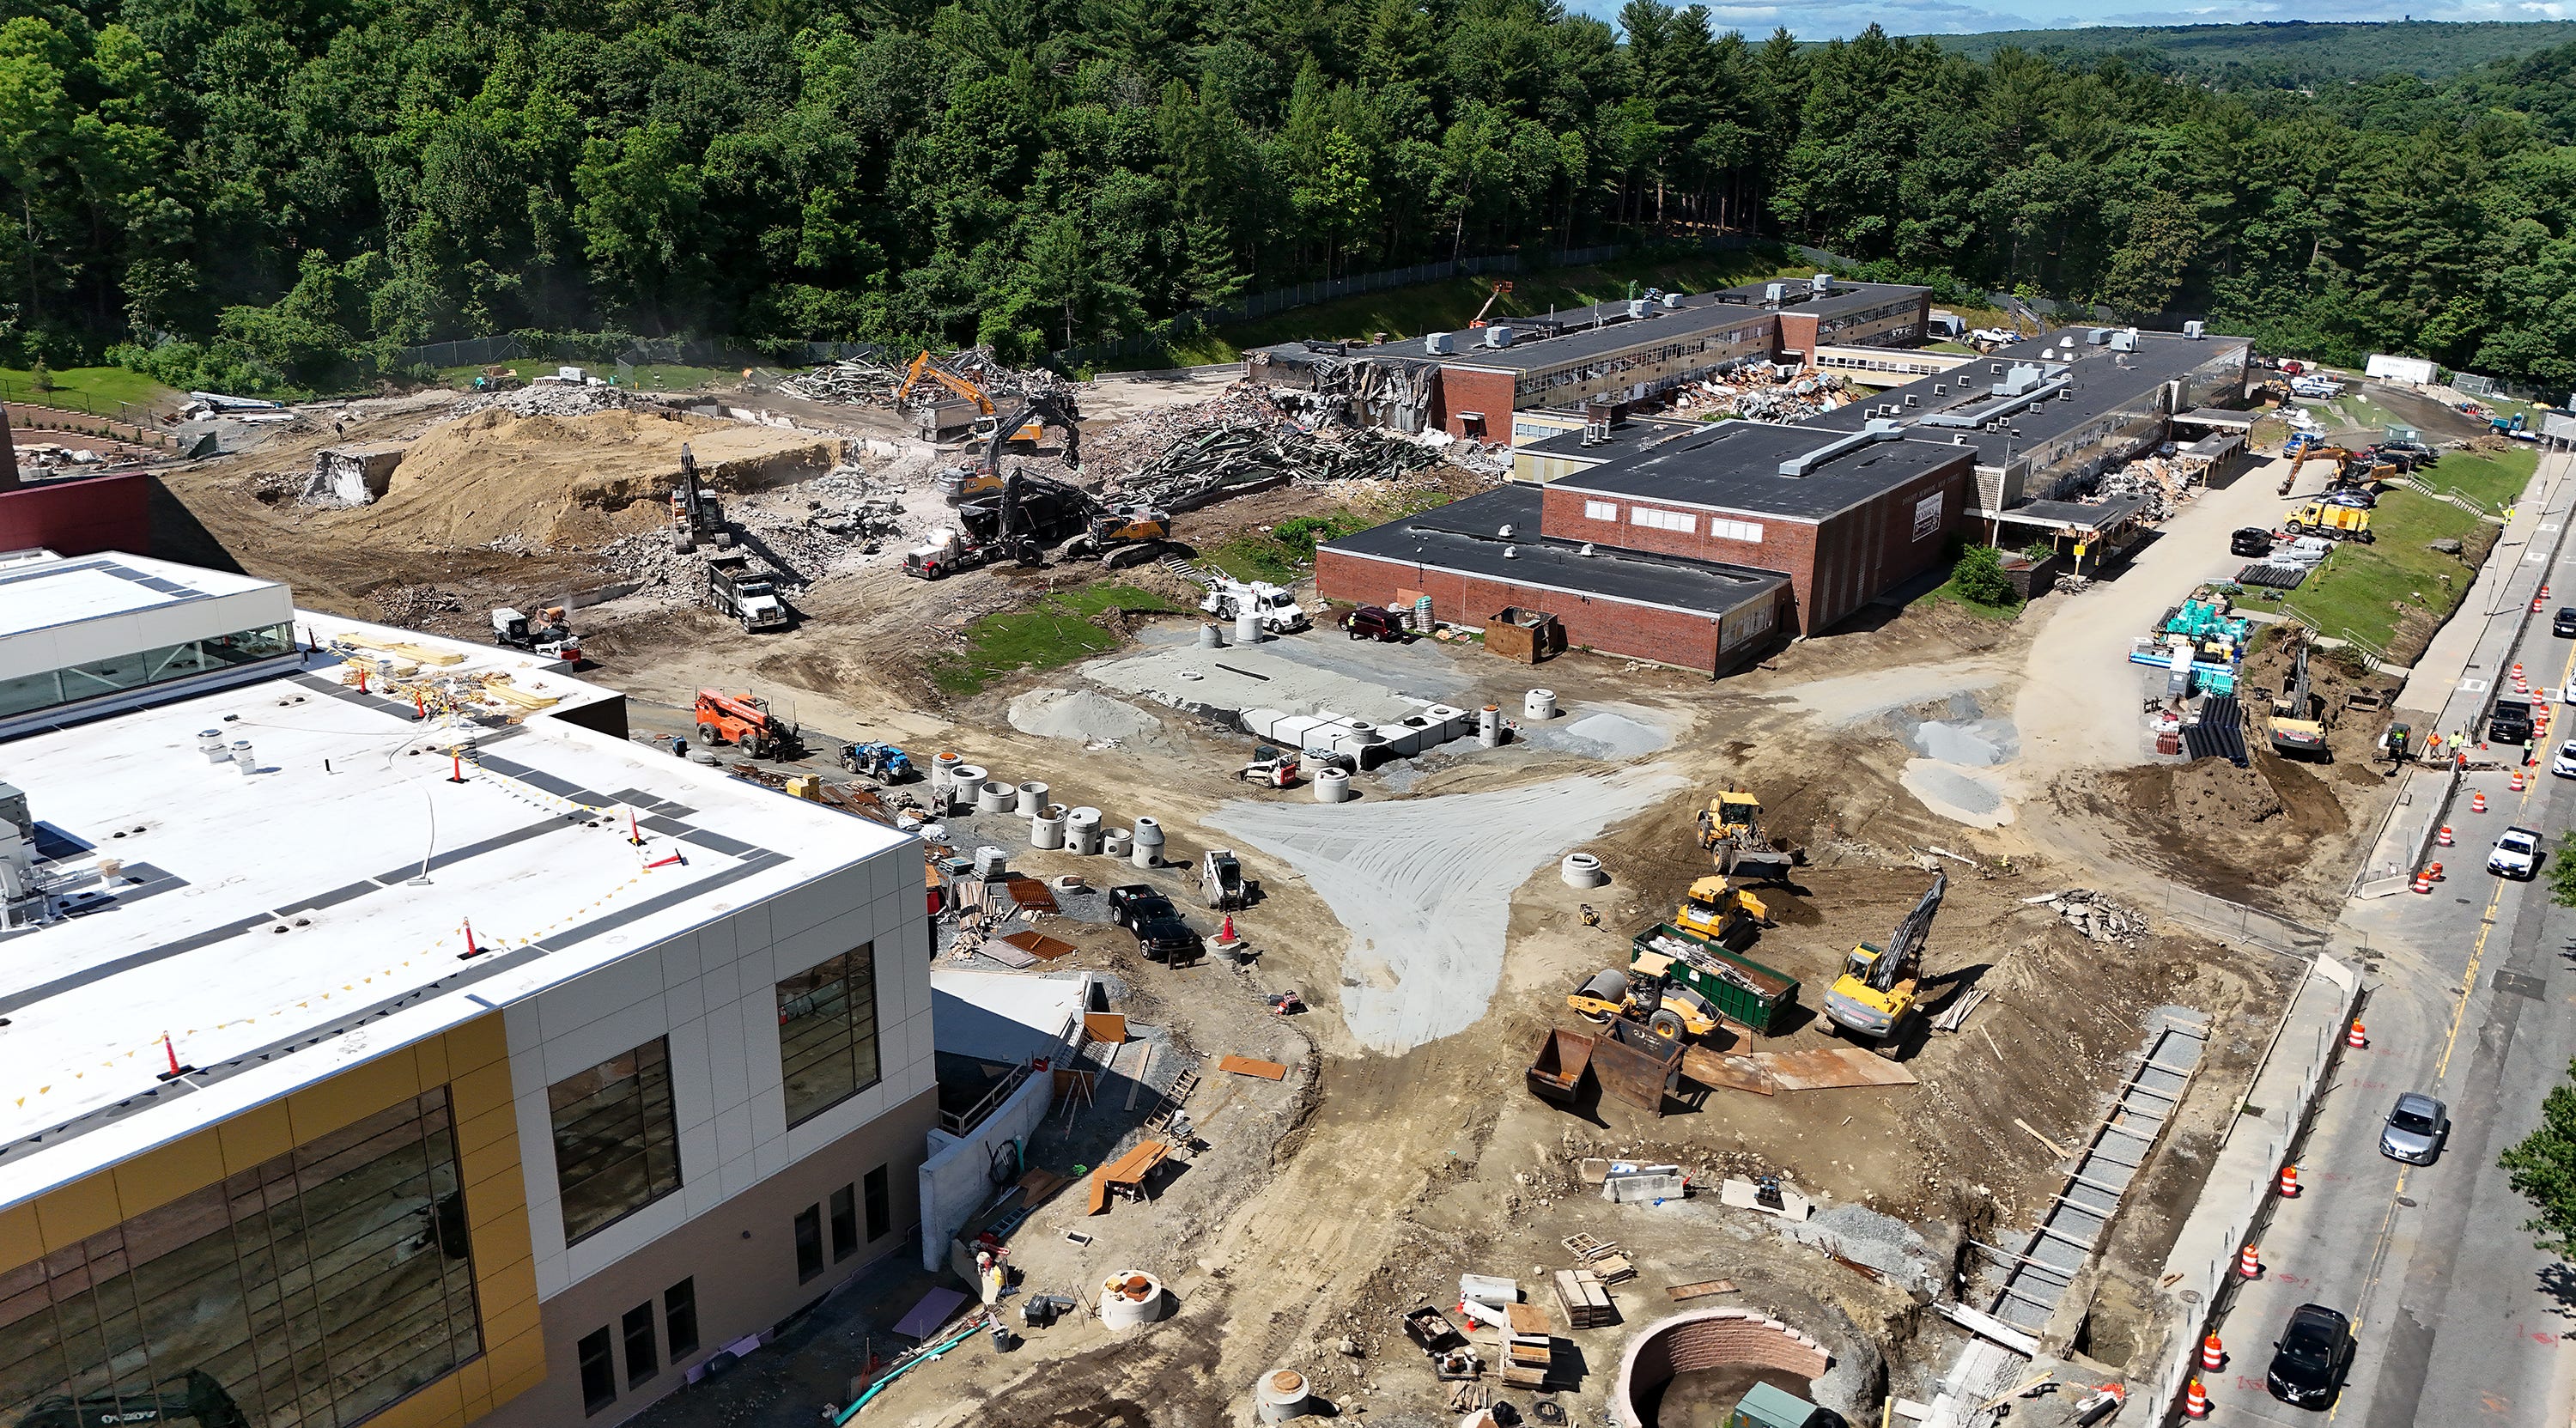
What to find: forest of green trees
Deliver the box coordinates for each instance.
[10,1,2576,392]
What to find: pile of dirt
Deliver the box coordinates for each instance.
[2064,756,2350,906]
[311,408,841,551]
[2169,756,2286,823]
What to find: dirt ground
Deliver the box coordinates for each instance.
[143,374,2365,1427]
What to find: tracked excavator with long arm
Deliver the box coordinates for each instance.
[2269,628,2328,759]
[1823,872,1947,1058]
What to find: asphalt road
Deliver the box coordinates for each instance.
[2205,447,2576,1427]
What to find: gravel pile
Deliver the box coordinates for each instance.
[448,383,673,420]
[1007,688,1165,744]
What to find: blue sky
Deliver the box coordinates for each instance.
[1640,2,2576,40]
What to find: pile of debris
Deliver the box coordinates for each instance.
[781,354,908,406]
[1669,367,1854,422]
[2096,454,2197,525]
[1086,386,1453,509]
[449,381,668,420]
[595,459,920,612]
[2025,888,2148,945]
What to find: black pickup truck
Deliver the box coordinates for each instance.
[1109,884,1205,964]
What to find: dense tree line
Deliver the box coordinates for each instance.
[1935,20,2576,88]
[10,0,2576,392]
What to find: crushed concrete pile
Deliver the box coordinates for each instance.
[2026,889,2148,945]
[1006,687,1164,745]
[448,382,671,420]
[2095,454,2197,524]
[301,408,841,552]
[782,355,906,406]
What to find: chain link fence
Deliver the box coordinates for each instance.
[2150,882,2331,958]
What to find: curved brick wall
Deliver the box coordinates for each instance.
[1615,1310,1832,1428]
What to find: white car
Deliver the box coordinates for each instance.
[2490,825,2543,879]
[2555,742,2576,779]
[2290,376,2345,398]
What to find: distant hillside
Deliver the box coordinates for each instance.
[1925,20,2576,86]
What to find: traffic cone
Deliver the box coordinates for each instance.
[2348,1020,2367,1048]
[2474,790,2489,813]
[2438,824,2454,846]
[2203,1333,2227,1370]
[2534,597,2543,613]
[2512,770,2527,792]
[2239,1243,2262,1278]
[2430,861,2445,879]
[2515,663,2526,681]
[1218,913,1236,944]
[2278,1165,2300,1198]
[2185,1379,2211,1418]
[2412,872,2432,893]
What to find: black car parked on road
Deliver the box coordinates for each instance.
[2267,1303,2355,1410]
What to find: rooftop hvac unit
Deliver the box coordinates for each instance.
[1485,325,1516,348]
[1933,384,1946,394]
[1662,292,1682,309]
[1625,299,1649,319]
[2110,328,2138,351]
[1425,331,1455,355]
[1765,283,1787,304]
[1905,393,1918,406]
[2085,327,2113,346]
[1812,273,1834,294]
[2183,320,2206,340]
[1996,364,2045,397]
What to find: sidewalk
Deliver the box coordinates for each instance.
[2136,956,2361,1414]
[2397,448,2575,731]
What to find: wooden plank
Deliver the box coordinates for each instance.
[1680,1044,1776,1096]
[1218,1055,1288,1080]
[1505,1302,1550,1335]
[1667,1279,1735,1302]
[1084,1012,1129,1044]
[1751,1048,1919,1091]
[2015,1119,2070,1159]
[998,930,1078,961]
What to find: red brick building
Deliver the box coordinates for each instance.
[1317,420,1972,670]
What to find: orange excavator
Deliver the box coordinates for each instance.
[897,353,1044,447]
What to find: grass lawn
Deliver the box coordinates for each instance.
[0,366,179,417]
[1145,246,1818,368]
[1915,572,2022,620]
[2232,489,2487,660]
[933,584,1184,696]
[2409,447,2539,514]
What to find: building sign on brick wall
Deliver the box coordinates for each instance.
[1912,492,1943,541]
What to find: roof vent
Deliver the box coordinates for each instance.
[1425,331,1455,355]
[1765,283,1786,305]
[1580,543,1596,556]
[1661,293,1682,310]
[1498,524,1514,538]
[1503,545,1518,558]
[1485,325,1516,349]
[1625,299,1649,319]
[1812,273,1834,295]
[1905,394,1918,407]
[2184,320,2206,340]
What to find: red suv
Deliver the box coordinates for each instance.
[1340,605,1408,641]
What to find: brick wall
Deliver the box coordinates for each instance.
[1431,366,1516,438]
[1315,548,1780,674]
[1538,484,1813,631]
[1776,312,1818,358]
[0,471,149,556]
[1805,463,1965,629]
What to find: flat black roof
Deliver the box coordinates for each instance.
[1547,419,1972,521]
[1517,416,1704,461]
[1801,328,2251,465]
[1710,278,1928,320]
[1322,485,1785,619]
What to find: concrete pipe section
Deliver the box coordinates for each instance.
[1561,852,1608,888]
[1234,607,1263,644]
[1313,768,1352,803]
[975,778,1012,814]
[1097,1271,1165,1330]
[931,751,963,789]
[1030,809,1066,850]
[1132,816,1165,868]
[1066,806,1103,854]
[1612,1310,1831,1428]
[1015,781,1048,817]
[1526,688,1558,720]
[1199,623,1225,648]
[1254,1368,1310,1424]
[1478,704,1504,748]
[948,764,987,813]
[1103,828,1132,858]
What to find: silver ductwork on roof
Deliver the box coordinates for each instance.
[1777,418,1905,477]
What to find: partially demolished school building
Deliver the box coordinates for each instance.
[1312,323,2253,674]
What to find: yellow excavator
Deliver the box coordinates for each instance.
[1698,791,1798,883]
[1823,872,1947,1058]
[899,353,1048,449]
[1673,876,1767,945]
[2269,628,2328,759]
[1567,963,1720,1042]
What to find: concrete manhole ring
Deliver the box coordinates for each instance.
[1561,852,1609,888]
[1613,1310,1832,1428]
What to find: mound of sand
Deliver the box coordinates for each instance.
[319,408,840,550]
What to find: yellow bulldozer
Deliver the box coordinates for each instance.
[1673,876,1767,945]
[1698,791,1798,882]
